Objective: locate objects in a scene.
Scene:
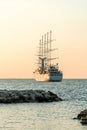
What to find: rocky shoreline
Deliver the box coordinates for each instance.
[0,90,62,103]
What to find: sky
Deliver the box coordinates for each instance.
[0,0,87,79]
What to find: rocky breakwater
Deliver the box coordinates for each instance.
[0,90,62,103]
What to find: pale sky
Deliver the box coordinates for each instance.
[0,0,87,79]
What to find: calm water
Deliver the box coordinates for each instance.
[0,79,87,130]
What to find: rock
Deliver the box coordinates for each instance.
[77,109,87,119]
[73,117,78,120]
[76,109,87,125]
[80,116,87,125]
[0,90,62,103]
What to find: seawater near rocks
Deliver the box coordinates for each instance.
[0,90,62,103]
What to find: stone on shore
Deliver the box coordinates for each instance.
[0,90,62,103]
[75,109,87,125]
[77,109,87,119]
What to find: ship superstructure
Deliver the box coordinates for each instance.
[34,31,63,81]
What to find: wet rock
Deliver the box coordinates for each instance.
[0,90,62,103]
[77,109,87,119]
[73,117,78,120]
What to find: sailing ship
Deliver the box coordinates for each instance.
[34,31,63,81]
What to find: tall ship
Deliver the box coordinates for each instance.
[34,31,63,81]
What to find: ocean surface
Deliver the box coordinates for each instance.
[0,79,87,130]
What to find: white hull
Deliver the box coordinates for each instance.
[49,75,62,81]
[34,73,62,82]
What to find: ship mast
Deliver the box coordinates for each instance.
[47,32,49,66]
[42,35,43,58]
[50,30,52,65]
[44,34,46,67]
[37,30,57,74]
[38,40,41,66]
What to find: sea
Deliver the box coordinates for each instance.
[0,79,87,130]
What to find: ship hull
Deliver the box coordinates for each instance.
[49,75,62,82]
[34,73,62,82]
